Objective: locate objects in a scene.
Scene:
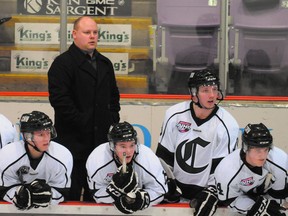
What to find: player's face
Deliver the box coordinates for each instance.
[73,17,98,53]
[246,147,269,167]
[31,129,51,152]
[114,140,137,164]
[196,85,219,109]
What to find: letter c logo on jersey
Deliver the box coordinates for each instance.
[176,137,210,174]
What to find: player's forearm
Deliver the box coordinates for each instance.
[3,186,17,203]
[51,187,70,203]
[94,188,114,203]
[144,189,164,206]
[155,144,174,167]
[50,188,65,205]
[0,185,12,200]
[229,195,255,215]
[268,186,288,199]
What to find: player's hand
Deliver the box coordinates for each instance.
[106,164,138,199]
[113,164,138,192]
[163,178,182,203]
[190,186,218,216]
[247,196,286,216]
[13,185,33,210]
[28,179,52,208]
[114,188,150,214]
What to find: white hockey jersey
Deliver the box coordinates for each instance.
[0,140,73,205]
[215,147,288,215]
[86,143,168,206]
[0,114,18,149]
[156,101,239,197]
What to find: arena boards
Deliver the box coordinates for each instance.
[0,202,245,216]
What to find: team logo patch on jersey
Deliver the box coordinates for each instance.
[104,173,114,183]
[176,121,191,133]
[240,177,254,186]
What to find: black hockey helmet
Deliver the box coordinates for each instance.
[188,68,220,93]
[242,123,273,152]
[20,111,56,139]
[188,68,223,108]
[108,121,138,151]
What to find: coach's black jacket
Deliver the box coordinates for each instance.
[48,43,120,160]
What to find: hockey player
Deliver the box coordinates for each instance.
[86,121,168,214]
[0,111,73,210]
[215,123,288,216]
[0,113,18,149]
[155,68,239,215]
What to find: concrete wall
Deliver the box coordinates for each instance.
[1,99,288,153]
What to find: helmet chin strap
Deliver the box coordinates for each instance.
[113,153,122,167]
[113,150,137,167]
[193,96,215,110]
[25,140,42,153]
[192,90,224,110]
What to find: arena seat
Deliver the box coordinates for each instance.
[155,0,220,94]
[230,0,288,95]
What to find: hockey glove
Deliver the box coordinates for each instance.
[29,179,52,208]
[13,185,33,210]
[190,186,218,216]
[106,164,138,199]
[247,196,286,216]
[163,178,182,203]
[114,188,150,214]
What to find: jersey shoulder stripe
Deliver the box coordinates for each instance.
[86,143,114,179]
[160,101,191,143]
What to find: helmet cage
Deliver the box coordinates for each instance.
[242,123,273,153]
[108,122,138,152]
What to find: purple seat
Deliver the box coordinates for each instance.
[156,0,220,93]
[231,0,288,70]
[230,0,288,95]
[157,0,220,67]
[157,0,220,27]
